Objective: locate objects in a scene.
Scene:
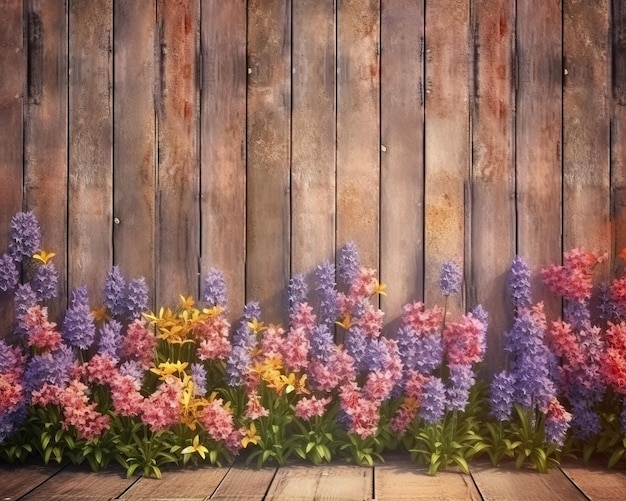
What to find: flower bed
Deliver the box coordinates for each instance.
[1,212,626,478]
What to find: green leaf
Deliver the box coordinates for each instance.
[608,448,625,469]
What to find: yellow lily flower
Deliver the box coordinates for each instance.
[241,423,260,448]
[374,279,387,296]
[150,360,189,380]
[247,318,267,333]
[181,435,209,460]
[92,305,110,322]
[32,250,55,264]
[180,295,195,310]
[335,314,352,330]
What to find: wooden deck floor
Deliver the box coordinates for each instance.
[2,456,626,501]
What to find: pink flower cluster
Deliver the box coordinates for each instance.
[443,314,485,366]
[33,380,110,441]
[541,249,604,301]
[294,395,332,421]
[22,305,62,352]
[195,315,231,361]
[402,302,444,335]
[601,322,626,395]
[121,319,158,369]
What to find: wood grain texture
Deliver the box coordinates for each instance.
[265,464,372,501]
[336,0,380,271]
[515,0,563,314]
[380,0,425,330]
[119,467,227,499]
[209,464,277,500]
[246,0,291,323]
[0,0,24,333]
[563,0,610,279]
[68,0,113,302]
[291,0,336,280]
[471,461,586,501]
[612,0,626,277]
[156,0,200,306]
[113,0,157,303]
[423,0,471,314]
[200,0,247,319]
[0,461,65,500]
[471,0,516,371]
[561,460,626,501]
[21,465,136,500]
[24,0,68,321]
[374,456,481,500]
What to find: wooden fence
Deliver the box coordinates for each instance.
[1,0,625,370]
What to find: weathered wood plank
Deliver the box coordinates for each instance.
[423,0,471,314]
[561,460,626,501]
[563,0,610,278]
[20,465,136,500]
[471,0,516,370]
[612,0,626,277]
[336,0,380,271]
[0,0,25,333]
[374,456,480,500]
[156,0,200,306]
[68,0,113,301]
[265,464,372,501]
[113,0,157,302]
[515,0,562,314]
[470,461,586,501]
[379,0,425,330]
[119,467,227,500]
[246,0,291,322]
[24,0,68,320]
[209,463,276,500]
[200,1,247,319]
[291,0,336,279]
[0,461,65,500]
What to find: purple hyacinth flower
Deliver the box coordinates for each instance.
[439,260,462,296]
[421,377,447,424]
[203,268,227,309]
[62,287,96,350]
[315,260,338,326]
[98,320,123,361]
[338,242,360,284]
[508,256,532,311]
[490,370,516,421]
[125,277,148,320]
[0,253,18,292]
[191,363,208,397]
[31,262,59,301]
[8,211,42,262]
[446,364,475,412]
[103,266,126,318]
[288,273,308,315]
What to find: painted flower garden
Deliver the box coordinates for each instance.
[2,212,626,479]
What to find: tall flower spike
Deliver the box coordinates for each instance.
[31,262,59,301]
[203,268,227,309]
[315,260,338,326]
[508,256,532,310]
[439,260,462,296]
[62,286,96,350]
[338,242,360,284]
[287,273,308,315]
[8,211,42,262]
[0,253,18,292]
[103,266,126,318]
[125,277,149,320]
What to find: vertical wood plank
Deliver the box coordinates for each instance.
[291,0,336,279]
[424,0,471,313]
[68,0,113,301]
[200,0,247,318]
[380,0,425,328]
[612,0,626,276]
[471,0,516,370]
[113,0,157,301]
[516,1,563,313]
[336,0,380,271]
[246,0,291,322]
[156,0,200,306]
[24,0,68,321]
[563,0,610,279]
[0,0,24,333]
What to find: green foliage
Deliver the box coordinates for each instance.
[291,405,339,465]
